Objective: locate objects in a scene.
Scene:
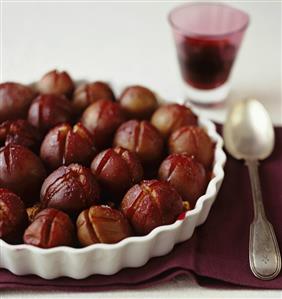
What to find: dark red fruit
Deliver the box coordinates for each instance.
[77,205,132,246]
[151,103,197,138]
[27,94,73,133]
[23,208,74,248]
[73,81,115,113]
[81,99,126,149]
[0,82,35,122]
[113,120,164,165]
[0,119,41,151]
[119,85,158,119]
[40,163,100,215]
[91,147,143,200]
[0,144,46,205]
[40,122,96,170]
[159,154,207,207]
[168,126,214,168]
[37,70,74,97]
[121,180,183,235]
[0,188,28,243]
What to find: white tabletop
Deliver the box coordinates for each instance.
[1,1,282,298]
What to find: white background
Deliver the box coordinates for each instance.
[1,1,282,298]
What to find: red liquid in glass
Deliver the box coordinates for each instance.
[177,37,237,90]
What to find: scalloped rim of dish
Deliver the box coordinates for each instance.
[0,102,226,257]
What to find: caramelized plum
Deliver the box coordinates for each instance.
[23,208,74,248]
[0,119,41,151]
[40,163,100,215]
[0,144,46,205]
[40,122,96,170]
[37,70,74,97]
[91,147,143,200]
[0,188,28,243]
[169,126,214,168]
[28,94,73,133]
[77,205,132,246]
[81,99,125,149]
[113,120,164,165]
[119,85,158,119]
[0,82,35,122]
[73,81,115,114]
[121,180,183,235]
[151,103,197,138]
[159,154,207,207]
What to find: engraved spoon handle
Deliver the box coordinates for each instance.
[246,159,281,280]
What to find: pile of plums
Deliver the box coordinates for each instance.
[0,70,215,248]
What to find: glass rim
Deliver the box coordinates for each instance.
[168,2,250,39]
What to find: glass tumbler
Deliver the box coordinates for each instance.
[169,3,249,105]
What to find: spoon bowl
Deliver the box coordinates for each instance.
[223,98,274,160]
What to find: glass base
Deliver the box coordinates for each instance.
[183,81,230,105]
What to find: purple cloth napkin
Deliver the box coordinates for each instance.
[1,126,281,291]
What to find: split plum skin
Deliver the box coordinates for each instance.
[76,205,132,246]
[23,208,74,248]
[36,70,75,98]
[0,144,46,205]
[40,122,96,171]
[40,163,100,216]
[119,85,158,120]
[151,103,198,139]
[159,153,207,207]
[28,94,73,134]
[81,99,126,150]
[113,120,164,166]
[0,188,28,243]
[0,82,36,123]
[121,180,183,235]
[90,147,143,201]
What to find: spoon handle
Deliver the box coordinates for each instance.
[246,160,281,280]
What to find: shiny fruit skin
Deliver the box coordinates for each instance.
[76,205,132,246]
[159,153,207,207]
[121,179,183,235]
[23,208,74,248]
[0,144,46,205]
[40,163,100,215]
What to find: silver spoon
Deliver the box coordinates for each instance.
[223,98,281,280]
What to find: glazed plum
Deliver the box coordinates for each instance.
[0,119,41,151]
[113,120,164,165]
[0,188,28,243]
[28,94,73,133]
[41,163,100,215]
[159,154,207,207]
[121,180,183,235]
[119,85,158,119]
[37,70,74,97]
[77,205,132,246]
[0,82,35,122]
[81,99,125,149]
[169,126,214,168]
[73,81,115,114]
[91,147,143,200]
[23,208,74,248]
[151,103,197,138]
[0,145,46,205]
[40,122,96,171]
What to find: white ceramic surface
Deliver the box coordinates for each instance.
[0,108,226,279]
